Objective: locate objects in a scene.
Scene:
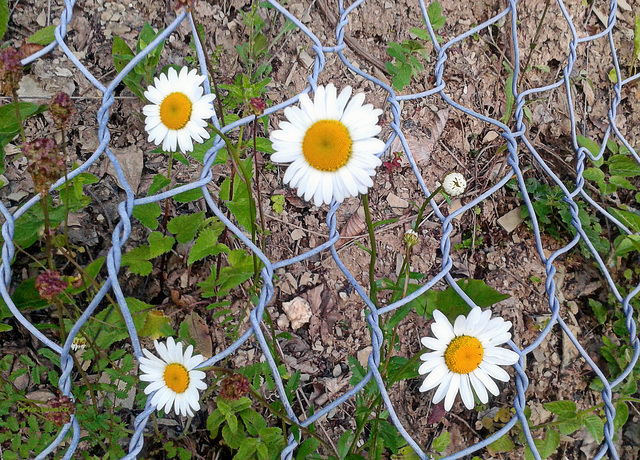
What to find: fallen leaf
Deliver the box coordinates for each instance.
[335,207,366,249]
[185,312,213,359]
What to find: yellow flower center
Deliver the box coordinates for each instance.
[444,336,484,374]
[160,92,192,130]
[164,363,190,393]
[302,120,352,172]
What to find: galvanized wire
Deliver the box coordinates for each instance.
[2,0,638,459]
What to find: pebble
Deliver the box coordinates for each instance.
[333,364,342,377]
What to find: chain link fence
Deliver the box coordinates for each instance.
[2,0,639,458]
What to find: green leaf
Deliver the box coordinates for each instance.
[271,194,285,213]
[499,71,515,124]
[337,430,355,460]
[425,278,510,320]
[487,434,514,454]
[608,155,640,177]
[609,175,636,190]
[132,203,162,230]
[427,1,446,30]
[244,137,274,154]
[582,167,605,182]
[613,401,629,432]
[174,187,203,203]
[167,212,205,244]
[148,174,171,195]
[188,219,227,265]
[589,299,607,324]
[544,400,577,418]
[608,68,618,84]
[558,415,583,435]
[583,414,604,444]
[27,25,57,45]
[607,207,640,232]
[432,431,450,452]
[410,27,429,40]
[0,102,47,134]
[148,232,174,258]
[0,0,9,42]
[614,234,640,256]
[121,246,153,275]
[296,438,321,460]
[539,428,560,458]
[577,135,602,164]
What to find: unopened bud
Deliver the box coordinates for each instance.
[35,270,67,301]
[0,46,23,95]
[219,373,250,401]
[23,138,64,194]
[49,92,76,130]
[403,229,419,249]
[249,97,267,116]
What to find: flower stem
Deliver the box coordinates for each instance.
[362,194,378,306]
[60,128,70,247]
[252,115,266,251]
[11,88,26,144]
[414,185,443,231]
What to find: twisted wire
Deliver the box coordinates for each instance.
[1,1,638,458]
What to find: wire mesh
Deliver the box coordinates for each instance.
[1,0,639,459]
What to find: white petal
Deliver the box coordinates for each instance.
[459,375,475,409]
[444,373,461,411]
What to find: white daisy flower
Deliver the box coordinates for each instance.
[269,84,385,206]
[442,172,467,197]
[143,67,216,153]
[139,337,207,417]
[418,308,519,411]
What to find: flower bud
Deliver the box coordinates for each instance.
[23,138,64,194]
[219,373,250,401]
[0,46,23,95]
[35,270,67,301]
[49,92,76,130]
[249,97,267,116]
[403,229,419,249]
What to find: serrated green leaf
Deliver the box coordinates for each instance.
[544,400,577,418]
[132,202,162,230]
[121,246,153,275]
[148,232,174,258]
[167,212,205,244]
[188,220,227,265]
[609,175,636,190]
